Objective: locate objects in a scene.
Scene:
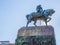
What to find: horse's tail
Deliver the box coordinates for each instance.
[26,15,30,20]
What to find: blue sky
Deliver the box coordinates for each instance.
[0,0,60,45]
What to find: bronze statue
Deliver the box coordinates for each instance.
[36,5,43,14]
[26,5,55,27]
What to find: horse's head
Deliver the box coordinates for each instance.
[48,9,55,16]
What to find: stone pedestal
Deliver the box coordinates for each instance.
[15,26,56,45]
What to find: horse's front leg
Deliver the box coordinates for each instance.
[45,20,47,26]
[47,17,51,22]
[45,15,51,22]
[34,20,37,27]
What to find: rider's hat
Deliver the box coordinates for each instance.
[37,5,41,8]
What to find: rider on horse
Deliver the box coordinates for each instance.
[26,5,55,27]
[36,5,43,14]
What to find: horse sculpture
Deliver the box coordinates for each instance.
[26,9,55,27]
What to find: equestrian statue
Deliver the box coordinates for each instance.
[26,5,55,27]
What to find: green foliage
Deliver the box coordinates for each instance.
[15,36,55,45]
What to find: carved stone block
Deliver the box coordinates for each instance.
[15,26,56,45]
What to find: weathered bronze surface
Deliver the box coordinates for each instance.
[26,5,55,27]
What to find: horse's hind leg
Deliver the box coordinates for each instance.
[26,20,31,27]
[34,21,37,26]
[26,21,29,27]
